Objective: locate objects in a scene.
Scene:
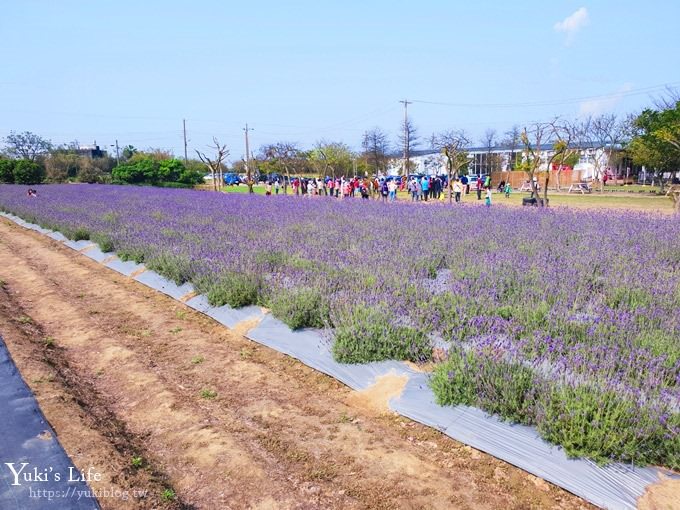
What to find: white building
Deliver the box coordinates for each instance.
[389,143,627,180]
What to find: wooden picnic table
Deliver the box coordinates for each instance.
[568,182,592,194]
[519,181,540,192]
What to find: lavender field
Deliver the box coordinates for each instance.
[1,184,678,470]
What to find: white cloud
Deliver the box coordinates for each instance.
[578,83,633,116]
[554,7,589,45]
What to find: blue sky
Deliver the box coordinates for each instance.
[1,1,678,160]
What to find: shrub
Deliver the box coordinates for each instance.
[91,232,114,253]
[146,253,194,285]
[199,273,261,308]
[270,287,329,330]
[117,246,146,264]
[537,383,678,469]
[0,159,15,183]
[332,305,431,363]
[13,160,44,184]
[431,349,538,423]
[432,351,679,469]
[62,226,90,241]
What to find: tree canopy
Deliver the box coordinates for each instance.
[628,101,680,185]
[3,131,52,161]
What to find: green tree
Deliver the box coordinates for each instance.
[308,141,354,179]
[112,161,145,183]
[13,160,44,184]
[0,158,15,183]
[158,159,184,182]
[628,101,680,192]
[178,163,204,185]
[111,156,189,185]
[121,145,138,162]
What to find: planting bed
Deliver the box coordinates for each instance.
[0,184,678,472]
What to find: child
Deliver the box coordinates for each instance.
[504,182,512,198]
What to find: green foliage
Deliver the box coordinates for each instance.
[606,287,651,310]
[160,489,176,501]
[199,389,217,400]
[112,156,189,185]
[629,101,680,182]
[0,159,15,183]
[431,349,538,423]
[117,246,146,264]
[634,331,680,369]
[45,153,79,182]
[431,351,679,469]
[332,305,431,363]
[178,165,205,185]
[197,273,261,308]
[270,287,329,330]
[71,227,90,241]
[61,225,90,241]
[146,253,195,285]
[13,160,44,184]
[91,232,114,253]
[255,250,289,269]
[76,157,108,183]
[308,142,354,177]
[538,385,678,469]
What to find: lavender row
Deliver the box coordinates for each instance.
[0,184,678,468]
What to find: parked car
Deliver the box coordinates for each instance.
[466,173,489,189]
[224,173,241,186]
[258,172,285,183]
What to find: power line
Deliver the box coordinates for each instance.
[410,81,680,109]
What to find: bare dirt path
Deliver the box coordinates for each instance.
[0,218,592,510]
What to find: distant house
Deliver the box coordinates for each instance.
[76,144,106,159]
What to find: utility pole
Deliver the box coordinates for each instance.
[182,119,188,165]
[243,124,254,193]
[115,139,120,166]
[399,99,412,178]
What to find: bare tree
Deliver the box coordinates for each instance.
[196,137,229,192]
[398,118,419,177]
[502,125,521,170]
[553,120,579,191]
[591,114,626,190]
[261,142,303,194]
[518,120,570,206]
[431,130,470,204]
[652,86,680,111]
[361,127,390,176]
[481,129,501,173]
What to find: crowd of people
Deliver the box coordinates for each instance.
[263,174,513,207]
